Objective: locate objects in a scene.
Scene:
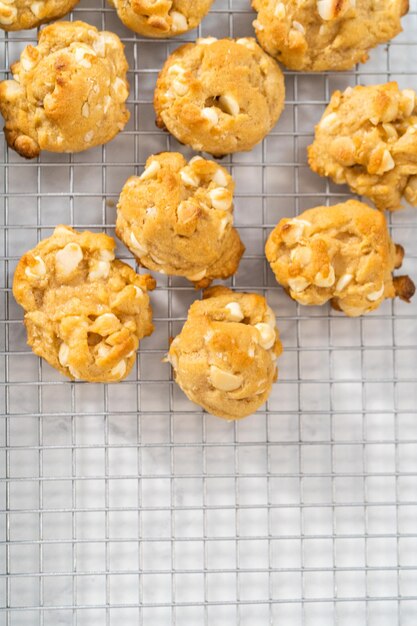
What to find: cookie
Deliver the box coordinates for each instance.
[0,21,130,159]
[108,0,213,38]
[0,0,79,30]
[308,83,417,211]
[116,152,245,288]
[167,286,283,420]
[154,37,285,156]
[13,226,155,382]
[265,200,415,317]
[252,0,408,71]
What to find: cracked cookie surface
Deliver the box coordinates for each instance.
[0,21,129,158]
[108,0,213,38]
[308,83,417,211]
[13,226,155,382]
[116,152,245,288]
[154,37,285,156]
[265,200,415,317]
[252,0,408,71]
[167,286,283,420]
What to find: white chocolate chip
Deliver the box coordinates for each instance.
[170,10,187,32]
[58,343,70,367]
[235,38,256,49]
[197,37,218,45]
[274,2,286,18]
[336,273,353,291]
[110,360,126,379]
[97,342,112,359]
[208,187,233,211]
[201,107,219,125]
[292,20,305,34]
[91,313,121,336]
[367,284,385,302]
[212,168,228,187]
[55,242,83,276]
[81,102,90,118]
[319,111,338,131]
[30,1,43,17]
[20,55,34,71]
[180,168,200,187]
[112,76,128,102]
[264,305,276,328]
[225,302,244,322]
[218,95,240,116]
[140,160,160,180]
[172,79,189,96]
[68,366,81,379]
[375,149,395,175]
[84,131,94,143]
[25,256,46,279]
[290,246,312,267]
[167,63,186,76]
[187,269,207,281]
[92,35,106,56]
[314,265,335,287]
[103,95,112,114]
[53,225,73,237]
[0,3,17,24]
[252,19,264,31]
[254,323,276,350]
[209,365,243,392]
[89,260,110,281]
[281,218,310,245]
[99,249,115,261]
[130,232,148,257]
[288,276,310,293]
[134,285,143,298]
[219,215,232,236]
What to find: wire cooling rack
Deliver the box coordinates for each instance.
[1,1,417,624]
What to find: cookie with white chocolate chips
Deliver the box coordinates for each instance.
[265,200,415,317]
[13,226,155,383]
[252,0,408,71]
[108,0,213,38]
[116,152,245,288]
[308,83,417,211]
[0,21,129,159]
[0,0,79,31]
[154,37,285,157]
[167,286,283,420]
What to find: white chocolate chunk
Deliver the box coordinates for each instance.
[225,302,244,322]
[254,323,275,350]
[81,102,90,118]
[89,260,110,281]
[0,3,17,24]
[212,168,228,187]
[99,249,115,261]
[140,160,160,180]
[68,365,81,379]
[235,38,256,50]
[201,107,219,125]
[218,95,240,116]
[264,305,276,328]
[91,313,121,336]
[197,37,218,45]
[134,285,143,298]
[55,243,83,276]
[110,360,126,379]
[112,76,128,102]
[281,218,310,245]
[209,365,243,392]
[170,10,187,32]
[367,284,385,302]
[336,273,353,291]
[58,343,70,367]
[290,246,312,267]
[314,265,335,287]
[292,20,305,34]
[172,79,189,96]
[401,89,416,116]
[130,232,148,257]
[25,256,46,279]
[288,276,310,293]
[187,269,207,281]
[319,112,338,131]
[97,342,112,359]
[30,2,43,17]
[167,63,186,76]
[274,2,286,18]
[84,130,94,143]
[180,168,200,187]
[375,149,395,175]
[208,187,233,211]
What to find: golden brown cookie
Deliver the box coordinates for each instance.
[154,37,285,156]
[252,0,408,71]
[265,200,415,317]
[167,286,283,420]
[0,0,79,30]
[108,0,213,38]
[116,152,245,288]
[0,21,129,159]
[13,226,155,382]
[308,83,417,211]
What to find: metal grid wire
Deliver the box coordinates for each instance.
[1,0,417,624]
